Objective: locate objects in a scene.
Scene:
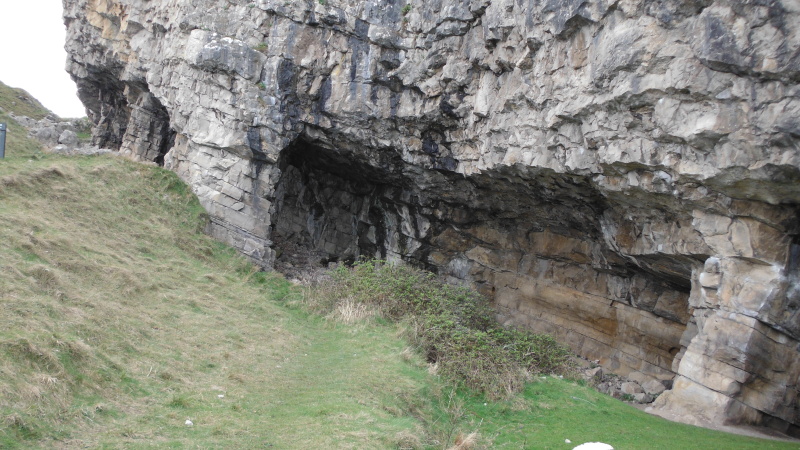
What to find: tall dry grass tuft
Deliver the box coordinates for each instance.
[448,432,480,450]
[26,264,63,293]
[394,429,425,449]
[330,297,378,323]
[1,166,69,189]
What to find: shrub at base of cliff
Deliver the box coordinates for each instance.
[302,260,576,400]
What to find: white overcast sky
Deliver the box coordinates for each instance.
[0,1,86,118]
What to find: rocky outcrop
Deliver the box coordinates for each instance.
[63,0,800,435]
[6,112,90,151]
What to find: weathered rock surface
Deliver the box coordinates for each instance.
[642,379,667,396]
[63,0,800,434]
[6,110,91,152]
[9,112,80,148]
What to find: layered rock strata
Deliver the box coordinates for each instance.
[63,0,800,434]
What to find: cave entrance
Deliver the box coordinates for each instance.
[270,138,414,272]
[269,137,693,383]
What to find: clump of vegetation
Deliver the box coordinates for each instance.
[73,117,93,142]
[303,260,575,399]
[402,3,412,15]
[254,42,268,53]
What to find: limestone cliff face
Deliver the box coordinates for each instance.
[63,0,800,433]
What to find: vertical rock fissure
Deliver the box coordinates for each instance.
[154,127,176,167]
[149,95,176,167]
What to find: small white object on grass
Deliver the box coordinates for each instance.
[218,394,225,399]
[185,419,193,426]
[565,439,571,443]
[573,443,613,450]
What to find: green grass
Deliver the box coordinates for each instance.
[1,131,797,447]
[456,377,798,449]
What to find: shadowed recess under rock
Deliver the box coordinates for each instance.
[270,136,693,390]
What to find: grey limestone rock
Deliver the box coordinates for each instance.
[621,381,645,395]
[58,130,79,147]
[642,379,667,396]
[10,111,85,149]
[633,393,655,404]
[63,0,800,435]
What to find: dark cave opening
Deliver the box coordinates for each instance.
[153,127,176,167]
[150,95,176,167]
[270,138,421,269]
[269,137,696,297]
[78,72,175,165]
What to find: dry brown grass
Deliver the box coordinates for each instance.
[394,429,425,449]
[330,297,379,323]
[448,432,480,450]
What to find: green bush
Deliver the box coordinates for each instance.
[306,260,574,399]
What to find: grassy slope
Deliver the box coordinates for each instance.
[0,148,435,448]
[1,93,798,449]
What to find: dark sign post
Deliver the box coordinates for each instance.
[0,123,6,159]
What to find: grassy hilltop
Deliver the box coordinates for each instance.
[1,83,797,449]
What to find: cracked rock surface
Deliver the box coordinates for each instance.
[64,0,800,434]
